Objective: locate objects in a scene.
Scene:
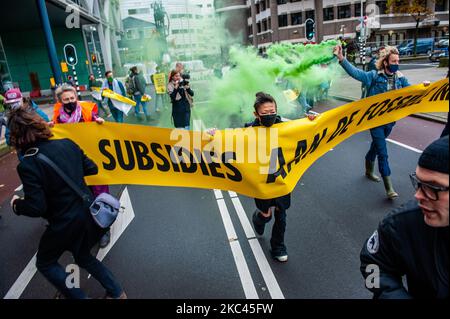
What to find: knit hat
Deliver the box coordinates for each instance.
[418,135,449,174]
[4,88,23,104]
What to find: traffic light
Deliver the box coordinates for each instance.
[91,53,97,63]
[305,18,315,41]
[63,44,78,66]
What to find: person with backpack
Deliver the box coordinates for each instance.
[102,71,126,123]
[128,66,150,122]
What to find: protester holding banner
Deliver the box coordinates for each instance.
[246,92,292,262]
[52,84,111,248]
[334,45,411,199]
[360,135,449,299]
[167,70,194,129]
[8,105,126,299]
[88,74,110,118]
[129,66,150,122]
[102,71,126,123]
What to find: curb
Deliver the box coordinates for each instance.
[330,95,448,124]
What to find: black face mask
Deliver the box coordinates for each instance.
[63,102,77,113]
[259,114,277,127]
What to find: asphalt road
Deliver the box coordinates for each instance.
[0,99,445,299]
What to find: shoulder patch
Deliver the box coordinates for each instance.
[367,230,379,254]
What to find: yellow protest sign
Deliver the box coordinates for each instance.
[52,79,449,199]
[283,89,299,102]
[153,73,166,94]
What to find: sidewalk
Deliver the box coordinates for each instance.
[329,65,448,123]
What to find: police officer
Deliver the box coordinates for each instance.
[360,136,449,299]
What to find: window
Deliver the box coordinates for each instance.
[197,4,203,8]
[207,4,212,8]
[256,3,260,14]
[291,12,302,25]
[435,0,446,11]
[305,10,314,21]
[376,1,388,14]
[390,33,397,45]
[128,8,149,15]
[323,7,334,21]
[257,22,261,33]
[278,14,288,27]
[262,19,268,31]
[355,3,367,17]
[261,1,266,11]
[376,34,381,46]
[126,28,138,39]
[277,0,287,4]
[383,34,389,45]
[338,5,351,19]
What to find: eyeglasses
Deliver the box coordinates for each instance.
[409,173,449,201]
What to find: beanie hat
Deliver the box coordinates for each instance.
[418,135,449,174]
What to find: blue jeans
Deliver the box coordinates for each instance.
[134,94,148,116]
[109,104,124,123]
[365,122,395,177]
[36,229,123,299]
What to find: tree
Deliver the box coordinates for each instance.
[386,0,434,56]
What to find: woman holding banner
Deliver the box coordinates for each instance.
[8,105,125,299]
[334,45,411,199]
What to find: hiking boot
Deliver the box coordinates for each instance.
[365,160,381,182]
[383,176,399,199]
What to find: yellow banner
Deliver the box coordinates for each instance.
[52,79,449,199]
[153,73,167,94]
[102,88,136,106]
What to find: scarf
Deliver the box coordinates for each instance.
[59,103,82,123]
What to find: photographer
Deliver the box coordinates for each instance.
[167,70,194,129]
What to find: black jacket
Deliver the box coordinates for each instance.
[244,116,291,211]
[15,138,99,233]
[360,200,449,299]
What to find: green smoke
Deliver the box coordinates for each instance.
[194,40,340,129]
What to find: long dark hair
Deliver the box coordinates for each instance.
[7,104,53,150]
[168,70,179,83]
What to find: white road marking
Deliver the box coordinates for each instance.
[214,189,223,200]
[249,239,285,299]
[3,254,37,299]
[4,187,134,298]
[216,197,237,241]
[230,197,256,239]
[95,187,135,262]
[229,241,259,299]
[214,189,258,298]
[387,138,423,153]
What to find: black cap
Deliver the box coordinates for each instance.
[418,135,449,174]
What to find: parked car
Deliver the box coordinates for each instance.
[429,39,449,62]
[397,38,434,56]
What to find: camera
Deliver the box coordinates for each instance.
[180,73,190,86]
